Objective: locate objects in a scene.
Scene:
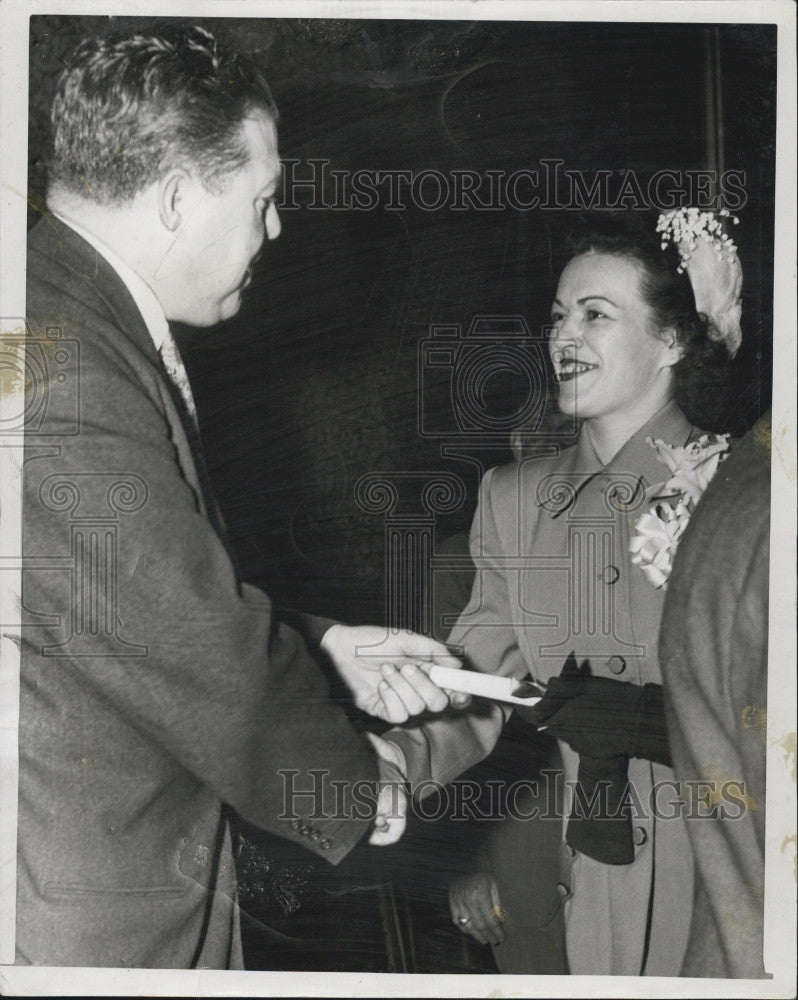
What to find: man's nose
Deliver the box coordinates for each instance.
[265,201,281,240]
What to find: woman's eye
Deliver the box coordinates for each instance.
[549,311,564,326]
[586,309,606,321]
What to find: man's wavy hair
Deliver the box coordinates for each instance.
[563,210,731,428]
[47,25,279,204]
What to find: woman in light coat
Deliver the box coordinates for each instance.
[377,209,742,976]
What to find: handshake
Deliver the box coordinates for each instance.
[319,623,472,847]
[322,633,673,853]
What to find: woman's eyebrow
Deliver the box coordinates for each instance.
[577,295,620,307]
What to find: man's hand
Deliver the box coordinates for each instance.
[449,872,507,946]
[366,732,408,846]
[320,624,470,723]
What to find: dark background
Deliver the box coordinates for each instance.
[27,15,777,973]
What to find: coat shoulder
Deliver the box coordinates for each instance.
[488,446,575,500]
[480,447,574,543]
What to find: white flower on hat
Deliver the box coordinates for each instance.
[657,207,743,358]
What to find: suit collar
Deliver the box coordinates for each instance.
[51,211,170,353]
[31,213,161,364]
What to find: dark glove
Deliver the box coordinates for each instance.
[530,653,671,767]
[527,654,671,866]
[566,752,634,865]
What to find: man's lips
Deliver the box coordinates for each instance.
[554,359,598,383]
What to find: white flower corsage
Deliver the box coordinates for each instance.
[629,433,730,589]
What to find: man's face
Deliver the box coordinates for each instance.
[158,111,282,327]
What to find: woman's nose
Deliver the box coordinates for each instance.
[555,310,583,344]
[265,201,281,240]
[550,317,576,348]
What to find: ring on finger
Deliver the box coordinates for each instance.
[492,904,509,924]
[457,915,471,926]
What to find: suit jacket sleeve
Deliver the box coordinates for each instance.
[384,467,530,790]
[23,268,377,864]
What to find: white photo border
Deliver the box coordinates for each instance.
[1,1,795,996]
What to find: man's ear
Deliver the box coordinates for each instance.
[158,169,191,231]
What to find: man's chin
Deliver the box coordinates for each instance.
[217,290,244,323]
[177,291,242,328]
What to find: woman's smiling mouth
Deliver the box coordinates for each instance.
[554,359,599,383]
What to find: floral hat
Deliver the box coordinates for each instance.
[656,207,743,358]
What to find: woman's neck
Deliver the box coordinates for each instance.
[585,397,675,465]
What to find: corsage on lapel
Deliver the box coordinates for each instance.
[629,434,730,589]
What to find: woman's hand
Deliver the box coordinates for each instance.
[449,873,507,946]
[529,652,671,766]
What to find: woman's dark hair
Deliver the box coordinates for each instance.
[564,211,731,427]
[48,24,279,204]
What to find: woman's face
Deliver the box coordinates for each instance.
[548,252,679,424]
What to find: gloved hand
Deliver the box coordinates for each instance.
[527,654,671,866]
[530,653,671,767]
[566,751,634,865]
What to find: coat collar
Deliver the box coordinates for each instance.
[539,400,696,516]
[601,399,695,488]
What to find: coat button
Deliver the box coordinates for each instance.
[633,826,648,847]
[600,565,620,585]
[607,655,627,675]
[556,881,572,899]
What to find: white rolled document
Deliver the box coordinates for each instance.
[428,664,543,707]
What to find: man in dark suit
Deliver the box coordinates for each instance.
[659,413,771,978]
[18,25,461,968]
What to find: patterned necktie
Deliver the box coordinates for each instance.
[158,331,238,571]
[159,331,198,429]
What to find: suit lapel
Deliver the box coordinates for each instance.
[33,215,220,535]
